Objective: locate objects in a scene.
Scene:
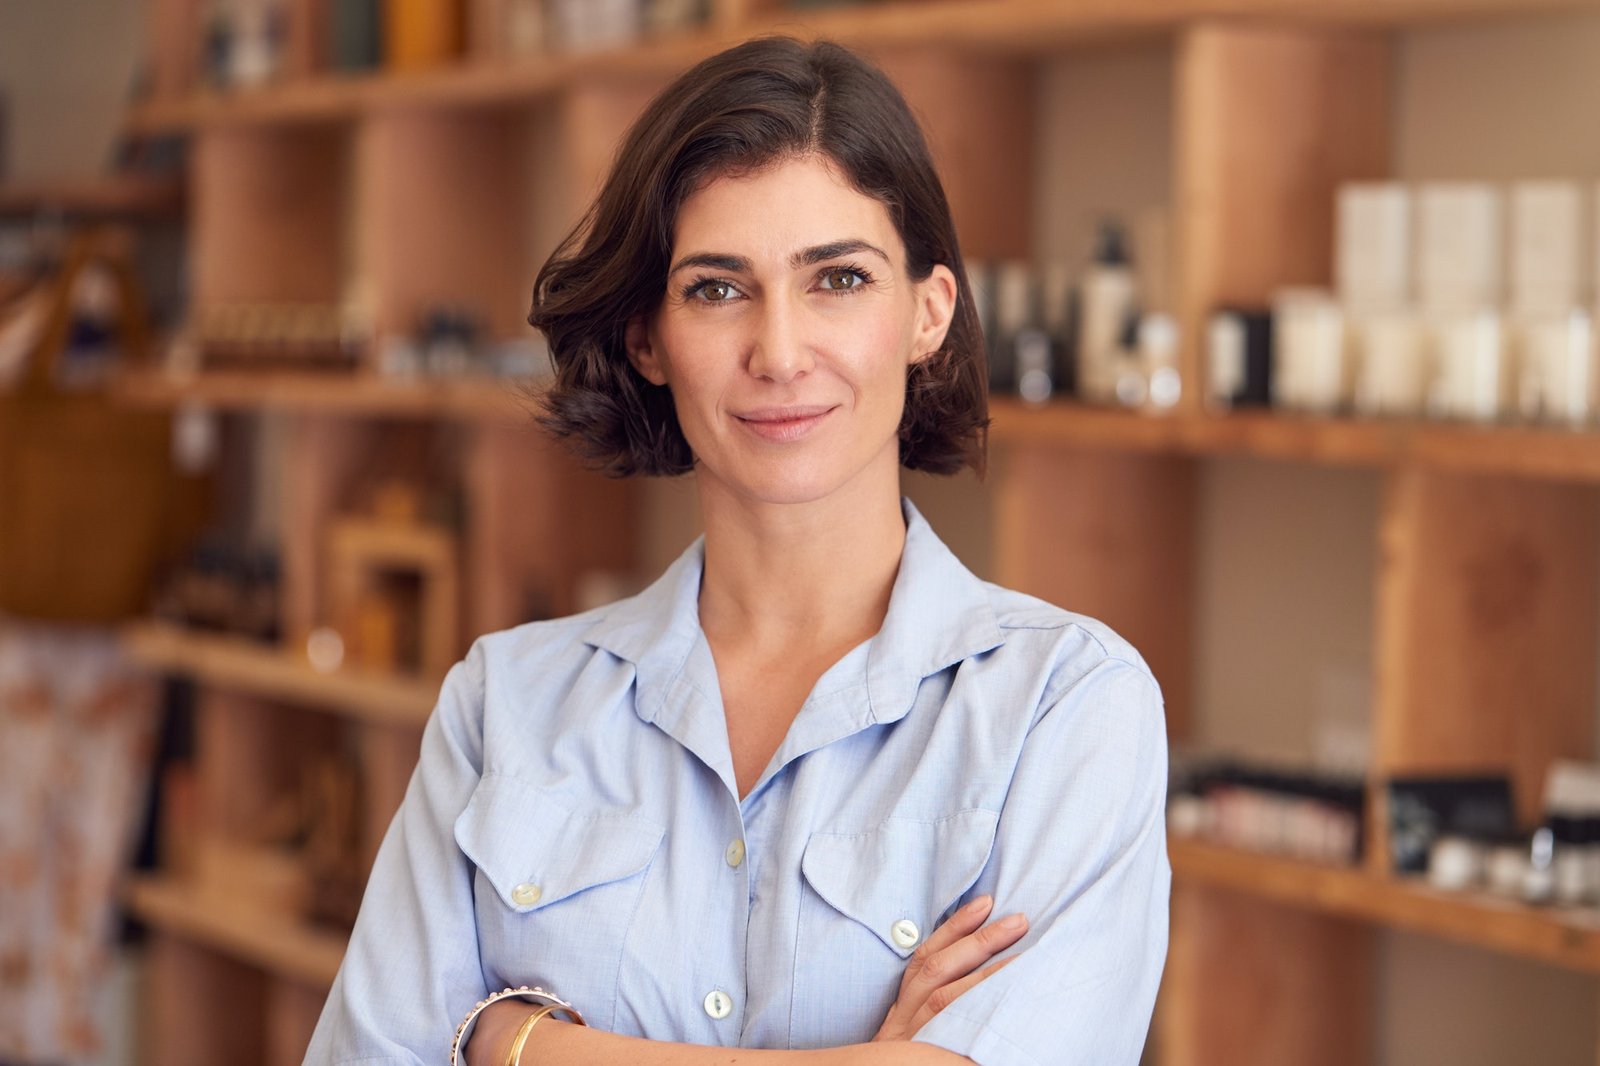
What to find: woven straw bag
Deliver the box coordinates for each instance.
[0,227,205,624]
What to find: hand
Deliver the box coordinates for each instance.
[871,894,1028,1042]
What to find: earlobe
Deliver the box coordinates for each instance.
[624,315,668,386]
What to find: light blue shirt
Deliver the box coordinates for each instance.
[305,497,1170,1066]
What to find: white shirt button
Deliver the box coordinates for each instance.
[724,839,745,868]
[891,918,921,949]
[703,989,733,1019]
[511,882,542,906]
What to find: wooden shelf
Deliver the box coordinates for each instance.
[115,368,543,422]
[0,175,183,218]
[125,875,347,988]
[122,619,440,727]
[989,398,1600,483]
[124,0,1593,134]
[1170,837,1600,974]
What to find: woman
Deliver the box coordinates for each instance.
[306,35,1169,1066]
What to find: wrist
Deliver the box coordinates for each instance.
[465,1000,536,1066]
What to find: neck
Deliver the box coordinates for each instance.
[696,468,907,658]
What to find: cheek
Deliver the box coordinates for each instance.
[829,316,914,403]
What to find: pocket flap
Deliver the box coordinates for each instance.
[454,774,666,913]
[800,809,1000,959]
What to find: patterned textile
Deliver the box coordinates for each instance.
[0,618,159,1063]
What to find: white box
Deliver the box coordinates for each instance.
[1337,183,1410,313]
[1416,183,1502,313]
[1509,181,1585,316]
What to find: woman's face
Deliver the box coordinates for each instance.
[625,154,957,508]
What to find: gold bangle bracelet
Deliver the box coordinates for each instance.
[504,1004,562,1066]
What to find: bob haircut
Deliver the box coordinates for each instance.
[528,35,989,479]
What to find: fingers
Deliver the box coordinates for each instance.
[901,895,993,988]
[913,953,1022,1030]
[899,910,1029,1008]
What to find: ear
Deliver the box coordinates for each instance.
[910,263,958,366]
[624,313,669,386]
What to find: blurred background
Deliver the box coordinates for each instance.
[4,0,1600,1063]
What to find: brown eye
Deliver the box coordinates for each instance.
[700,281,733,301]
[820,269,862,292]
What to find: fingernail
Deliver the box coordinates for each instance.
[1000,913,1026,931]
[965,894,993,913]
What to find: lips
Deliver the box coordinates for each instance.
[734,404,836,442]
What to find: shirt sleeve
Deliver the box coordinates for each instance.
[909,655,1172,1066]
[303,638,489,1066]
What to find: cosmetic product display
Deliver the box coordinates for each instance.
[1076,220,1138,406]
[1509,182,1584,316]
[182,301,364,373]
[1353,309,1427,416]
[1271,288,1347,415]
[331,0,384,72]
[202,0,290,89]
[1427,834,1486,892]
[1337,182,1411,314]
[1167,758,1365,866]
[643,0,710,35]
[987,260,1030,397]
[1268,176,1600,427]
[1541,760,1600,906]
[1513,308,1594,426]
[1417,183,1502,314]
[971,215,1172,408]
[1139,312,1181,409]
[546,0,642,52]
[1426,308,1504,422]
[1014,325,1054,404]
[1386,775,1516,876]
[1387,765,1600,910]
[1039,260,1077,398]
[150,538,282,642]
[1205,308,1272,411]
[385,0,465,70]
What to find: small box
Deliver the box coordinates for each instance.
[1337,182,1410,313]
[1416,183,1502,313]
[1509,181,1585,316]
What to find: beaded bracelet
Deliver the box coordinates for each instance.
[450,985,587,1066]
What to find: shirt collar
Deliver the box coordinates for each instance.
[582,496,1005,728]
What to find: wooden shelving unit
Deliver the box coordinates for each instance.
[0,175,184,218]
[125,0,1598,135]
[1170,839,1600,975]
[125,875,348,988]
[122,620,440,727]
[122,0,1600,1064]
[990,398,1600,483]
[115,367,542,422]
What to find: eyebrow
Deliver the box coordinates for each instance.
[667,239,891,277]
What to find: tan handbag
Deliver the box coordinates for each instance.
[0,227,207,624]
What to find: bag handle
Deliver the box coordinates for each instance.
[18,225,155,399]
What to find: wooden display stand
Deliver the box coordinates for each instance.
[120,1,1600,1064]
[326,512,461,678]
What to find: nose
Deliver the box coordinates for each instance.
[745,293,814,384]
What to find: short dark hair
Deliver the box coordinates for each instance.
[527,35,988,479]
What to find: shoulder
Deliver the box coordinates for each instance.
[976,579,1162,724]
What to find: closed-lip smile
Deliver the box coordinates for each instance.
[733,404,837,442]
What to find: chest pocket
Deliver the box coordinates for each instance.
[791,808,1000,1048]
[454,773,665,1025]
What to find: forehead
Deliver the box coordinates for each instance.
[672,155,901,261]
